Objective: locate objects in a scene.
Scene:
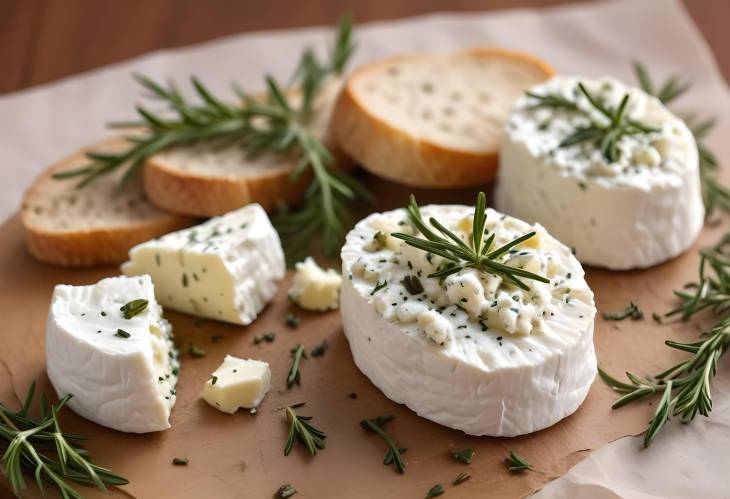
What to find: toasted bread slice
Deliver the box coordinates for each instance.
[143,77,353,217]
[331,48,554,187]
[21,137,195,267]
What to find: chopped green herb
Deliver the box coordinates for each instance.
[311,340,329,357]
[275,483,298,498]
[506,450,532,472]
[452,448,474,464]
[189,344,206,357]
[603,302,643,321]
[453,471,471,485]
[360,415,406,474]
[211,376,218,385]
[425,484,444,498]
[182,274,189,287]
[253,332,276,344]
[652,312,662,323]
[120,299,149,319]
[115,328,131,338]
[371,280,388,295]
[400,275,424,295]
[283,405,326,456]
[285,313,301,328]
[287,344,306,388]
[172,457,188,465]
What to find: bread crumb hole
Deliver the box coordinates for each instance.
[450,91,462,101]
[421,82,434,94]
[422,110,432,121]
[439,123,452,132]
[387,67,399,77]
[442,107,455,117]
[478,92,491,103]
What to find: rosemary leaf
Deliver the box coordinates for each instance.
[505,450,532,472]
[360,415,406,474]
[453,471,471,485]
[275,484,298,498]
[287,344,306,388]
[602,301,643,321]
[451,448,474,464]
[425,484,445,498]
[119,299,148,319]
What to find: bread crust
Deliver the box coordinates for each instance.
[21,137,194,267]
[331,47,555,188]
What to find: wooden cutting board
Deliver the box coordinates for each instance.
[1,175,727,499]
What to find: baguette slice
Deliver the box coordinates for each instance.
[21,137,195,267]
[331,48,554,187]
[144,77,353,217]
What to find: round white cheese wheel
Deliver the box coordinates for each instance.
[46,275,179,433]
[496,76,704,270]
[340,204,597,437]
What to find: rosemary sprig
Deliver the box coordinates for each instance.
[602,301,643,321]
[527,82,659,163]
[505,450,532,472]
[0,382,128,498]
[391,192,549,291]
[287,344,306,388]
[283,405,326,456]
[360,415,406,474]
[53,16,370,261]
[600,234,730,447]
[632,62,729,215]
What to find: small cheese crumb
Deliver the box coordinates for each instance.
[200,355,271,413]
[289,257,342,311]
[418,310,454,344]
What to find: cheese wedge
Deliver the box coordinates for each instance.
[46,275,179,433]
[122,204,285,325]
[341,204,597,436]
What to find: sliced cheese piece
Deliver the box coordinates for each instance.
[122,204,285,325]
[200,355,271,413]
[289,257,342,311]
[341,204,597,437]
[496,76,704,270]
[46,275,179,433]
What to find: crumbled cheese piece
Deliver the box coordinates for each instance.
[289,257,342,311]
[200,356,271,413]
[417,309,454,344]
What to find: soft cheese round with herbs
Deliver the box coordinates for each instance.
[340,202,597,436]
[46,275,179,433]
[496,76,704,270]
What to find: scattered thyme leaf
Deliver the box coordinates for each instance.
[119,299,148,319]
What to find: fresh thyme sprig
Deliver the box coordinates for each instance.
[391,192,549,291]
[53,16,371,261]
[283,404,326,456]
[600,234,730,447]
[527,82,659,163]
[632,62,729,215]
[0,382,128,498]
[360,415,406,474]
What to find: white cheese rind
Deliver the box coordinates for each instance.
[122,204,285,325]
[496,76,704,270]
[341,205,597,437]
[289,257,342,311]
[46,275,179,433]
[200,355,271,414]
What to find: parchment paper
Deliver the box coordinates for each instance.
[1,0,729,497]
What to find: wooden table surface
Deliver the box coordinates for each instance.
[1,0,728,95]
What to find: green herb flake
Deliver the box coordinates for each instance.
[287,344,306,388]
[120,298,149,319]
[275,483,298,498]
[506,450,532,472]
[425,484,444,498]
[285,313,301,328]
[211,376,218,385]
[189,344,206,357]
[603,301,643,321]
[253,332,276,345]
[182,273,189,287]
[400,275,425,295]
[311,340,329,357]
[371,280,388,295]
[452,448,474,464]
[115,328,131,339]
[172,457,189,465]
[453,471,471,485]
